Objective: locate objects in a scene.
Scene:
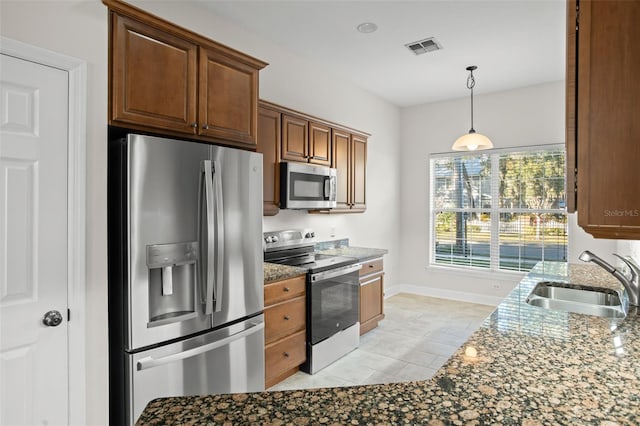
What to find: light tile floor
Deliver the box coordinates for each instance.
[267,292,496,391]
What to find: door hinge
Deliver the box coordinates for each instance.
[574,169,578,193]
[576,1,580,31]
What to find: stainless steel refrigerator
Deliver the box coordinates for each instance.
[108,133,264,425]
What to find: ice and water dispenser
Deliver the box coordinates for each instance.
[146,242,199,326]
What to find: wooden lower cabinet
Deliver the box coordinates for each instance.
[359,258,385,335]
[264,275,306,388]
[265,330,306,388]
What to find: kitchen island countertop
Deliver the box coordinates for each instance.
[137,262,640,425]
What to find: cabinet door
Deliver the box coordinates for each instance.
[351,135,367,211]
[332,130,351,209]
[360,274,384,335]
[199,47,259,146]
[281,115,308,162]
[576,0,640,238]
[308,122,331,166]
[257,106,281,215]
[565,0,577,213]
[111,14,198,134]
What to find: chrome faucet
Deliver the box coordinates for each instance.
[579,250,640,306]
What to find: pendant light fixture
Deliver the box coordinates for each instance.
[452,65,493,151]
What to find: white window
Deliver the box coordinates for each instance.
[430,145,567,272]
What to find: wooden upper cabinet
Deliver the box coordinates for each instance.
[308,122,331,166]
[281,114,308,162]
[257,104,281,216]
[281,116,331,166]
[351,135,367,210]
[565,0,577,214]
[568,0,640,238]
[111,14,198,134]
[106,1,267,149]
[331,130,367,212]
[332,130,352,210]
[257,99,369,215]
[199,48,259,145]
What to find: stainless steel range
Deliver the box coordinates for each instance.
[264,230,361,374]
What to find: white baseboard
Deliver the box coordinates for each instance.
[384,284,502,307]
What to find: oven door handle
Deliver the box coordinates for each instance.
[310,263,362,282]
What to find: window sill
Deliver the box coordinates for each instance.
[425,263,527,282]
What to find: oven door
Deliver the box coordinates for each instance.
[308,264,361,344]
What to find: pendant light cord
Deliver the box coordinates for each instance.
[467,69,476,133]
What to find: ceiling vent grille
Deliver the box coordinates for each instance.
[405,37,443,55]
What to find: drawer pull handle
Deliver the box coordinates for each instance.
[284,316,290,320]
[369,264,374,268]
[283,287,290,292]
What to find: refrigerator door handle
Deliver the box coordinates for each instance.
[136,321,264,371]
[202,160,215,315]
[212,160,225,312]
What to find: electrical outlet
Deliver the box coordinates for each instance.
[330,226,336,237]
[492,283,501,290]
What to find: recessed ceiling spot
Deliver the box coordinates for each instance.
[405,37,443,55]
[357,22,378,34]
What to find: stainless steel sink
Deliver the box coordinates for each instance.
[526,281,627,319]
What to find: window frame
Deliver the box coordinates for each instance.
[427,144,567,274]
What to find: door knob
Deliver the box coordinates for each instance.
[42,310,63,327]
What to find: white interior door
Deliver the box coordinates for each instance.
[0,53,70,425]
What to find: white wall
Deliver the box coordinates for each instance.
[398,81,617,302]
[1,1,401,425]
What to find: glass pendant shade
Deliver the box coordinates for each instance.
[452,130,493,151]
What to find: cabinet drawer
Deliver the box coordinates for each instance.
[265,330,306,383]
[264,275,305,306]
[264,296,305,344]
[359,258,383,277]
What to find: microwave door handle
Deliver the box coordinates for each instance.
[330,176,336,201]
[212,160,225,313]
[323,176,330,200]
[202,160,215,315]
[136,321,264,371]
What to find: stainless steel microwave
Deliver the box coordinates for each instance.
[280,162,337,209]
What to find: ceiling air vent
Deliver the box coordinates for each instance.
[405,37,443,55]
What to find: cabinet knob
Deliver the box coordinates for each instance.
[189,122,198,128]
[203,124,210,130]
[284,315,290,320]
[283,352,290,358]
[369,264,374,268]
[283,287,290,292]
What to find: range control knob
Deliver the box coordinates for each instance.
[305,232,315,238]
[271,236,279,243]
[265,236,273,243]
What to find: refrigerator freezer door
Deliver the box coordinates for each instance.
[209,146,264,328]
[126,314,265,425]
[127,134,211,351]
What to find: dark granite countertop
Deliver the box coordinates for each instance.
[137,262,640,425]
[263,262,306,284]
[317,246,388,262]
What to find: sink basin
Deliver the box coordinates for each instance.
[526,281,627,319]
